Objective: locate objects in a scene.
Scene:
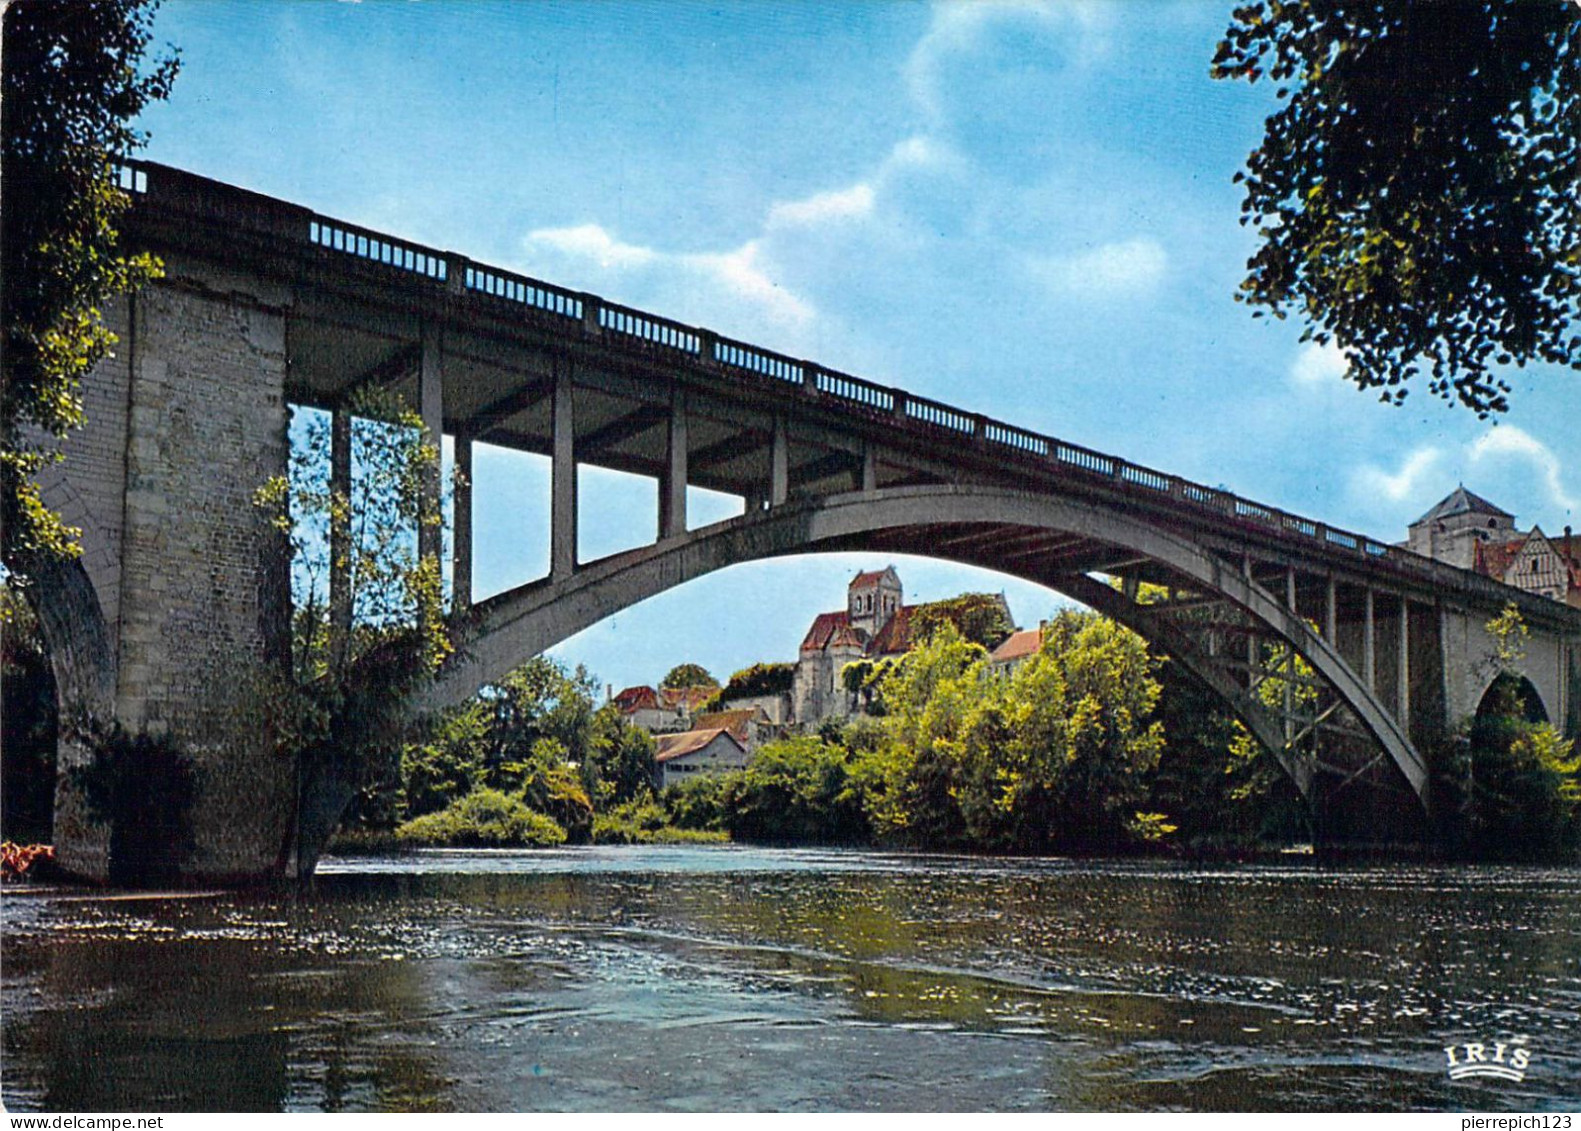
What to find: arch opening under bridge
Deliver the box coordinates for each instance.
[424,484,1433,816]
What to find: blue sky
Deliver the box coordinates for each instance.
[134,0,1579,695]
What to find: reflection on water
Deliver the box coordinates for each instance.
[3,846,1579,1111]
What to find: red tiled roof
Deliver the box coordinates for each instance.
[1558,532,1581,587]
[801,603,916,657]
[801,610,850,652]
[849,567,896,590]
[829,625,868,650]
[1474,535,1524,581]
[1473,530,1581,592]
[613,685,659,712]
[868,604,913,656]
[655,727,744,763]
[694,708,758,741]
[658,685,715,711]
[990,627,1042,663]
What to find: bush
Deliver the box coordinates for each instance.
[395,788,566,848]
[661,774,730,831]
[592,799,730,844]
[719,737,871,844]
[71,726,195,885]
[705,662,795,710]
[1436,712,1580,862]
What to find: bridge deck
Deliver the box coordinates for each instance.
[116,160,1580,634]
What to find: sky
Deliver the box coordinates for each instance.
[132,0,1579,696]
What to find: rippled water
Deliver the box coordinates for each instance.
[3,846,1579,1111]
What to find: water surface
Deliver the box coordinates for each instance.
[3,846,1578,1111]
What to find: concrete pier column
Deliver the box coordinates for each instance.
[660,389,688,539]
[1286,567,1297,612]
[1325,576,1337,644]
[453,434,472,612]
[771,415,789,506]
[861,441,878,493]
[551,362,577,579]
[1398,595,1410,727]
[419,322,444,566]
[329,405,352,669]
[1243,557,1257,687]
[1364,587,1377,692]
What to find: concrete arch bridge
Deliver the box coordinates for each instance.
[26,164,1580,881]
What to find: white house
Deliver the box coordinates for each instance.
[654,727,750,789]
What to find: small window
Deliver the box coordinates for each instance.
[1488,519,1498,528]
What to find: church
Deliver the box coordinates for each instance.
[1405,487,1581,608]
[790,566,1013,724]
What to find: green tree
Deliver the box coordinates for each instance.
[474,658,598,784]
[861,613,1167,853]
[662,773,730,833]
[585,703,658,806]
[1213,1,1580,416]
[983,611,1166,851]
[1,0,179,560]
[858,623,986,847]
[910,593,1015,650]
[251,389,453,869]
[400,699,489,820]
[661,662,717,689]
[719,736,870,844]
[396,787,566,848]
[1434,605,1580,860]
[1,580,57,841]
[1145,659,1309,848]
[705,661,794,709]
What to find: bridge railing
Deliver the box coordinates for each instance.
[596,300,701,355]
[814,366,896,413]
[125,158,1426,578]
[463,261,583,320]
[309,218,448,281]
[712,335,803,384]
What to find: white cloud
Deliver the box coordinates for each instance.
[905,0,1108,120]
[1469,425,1577,515]
[888,134,949,171]
[1289,341,1349,387]
[767,183,875,229]
[523,224,814,334]
[685,241,813,326]
[527,223,654,270]
[1029,237,1168,296]
[1351,446,1444,504]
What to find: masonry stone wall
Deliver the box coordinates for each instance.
[35,297,133,662]
[116,268,293,878]
[1440,605,1572,733]
[40,264,295,882]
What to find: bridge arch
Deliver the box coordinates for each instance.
[10,549,116,725]
[1475,672,1551,726]
[427,485,1428,808]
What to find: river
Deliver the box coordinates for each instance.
[2,846,1578,1112]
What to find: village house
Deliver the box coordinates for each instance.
[610,684,716,735]
[693,706,780,753]
[653,727,750,789]
[1405,487,1581,608]
[989,624,1044,673]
